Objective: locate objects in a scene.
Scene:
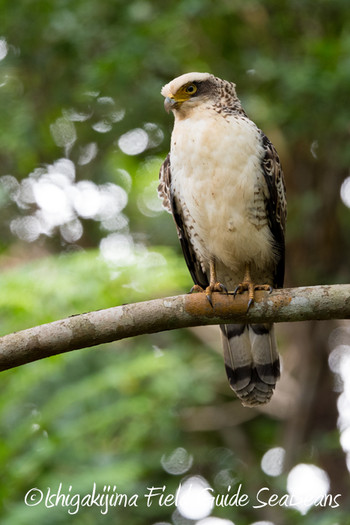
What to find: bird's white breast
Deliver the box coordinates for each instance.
[170,110,275,280]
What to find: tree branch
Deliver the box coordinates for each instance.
[1,284,349,372]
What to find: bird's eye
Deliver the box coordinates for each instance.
[185,84,197,95]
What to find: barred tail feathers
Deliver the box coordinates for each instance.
[220,323,280,407]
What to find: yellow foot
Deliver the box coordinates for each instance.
[189,282,228,307]
[190,260,227,307]
[233,281,272,311]
[205,282,228,307]
[189,284,205,294]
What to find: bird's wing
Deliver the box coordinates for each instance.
[260,133,287,288]
[158,154,208,289]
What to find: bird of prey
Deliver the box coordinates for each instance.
[158,72,286,407]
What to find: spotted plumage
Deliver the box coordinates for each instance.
[158,72,286,406]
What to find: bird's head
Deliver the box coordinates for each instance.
[161,72,239,117]
[161,72,219,114]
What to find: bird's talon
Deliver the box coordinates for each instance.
[254,283,274,294]
[190,284,204,294]
[247,298,254,312]
[219,283,228,294]
[206,294,214,308]
[233,271,273,310]
[233,284,242,297]
[210,282,226,294]
[204,281,227,308]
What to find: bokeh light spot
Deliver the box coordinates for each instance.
[0,37,8,61]
[50,117,77,149]
[92,120,112,133]
[161,448,193,475]
[78,142,98,165]
[261,447,285,477]
[176,476,213,520]
[287,463,330,515]
[10,216,41,242]
[197,519,235,525]
[118,128,149,155]
[250,522,275,525]
[340,177,350,208]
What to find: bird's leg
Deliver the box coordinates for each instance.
[205,259,228,306]
[233,264,273,311]
[189,260,227,305]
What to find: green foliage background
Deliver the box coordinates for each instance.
[0,1,349,524]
